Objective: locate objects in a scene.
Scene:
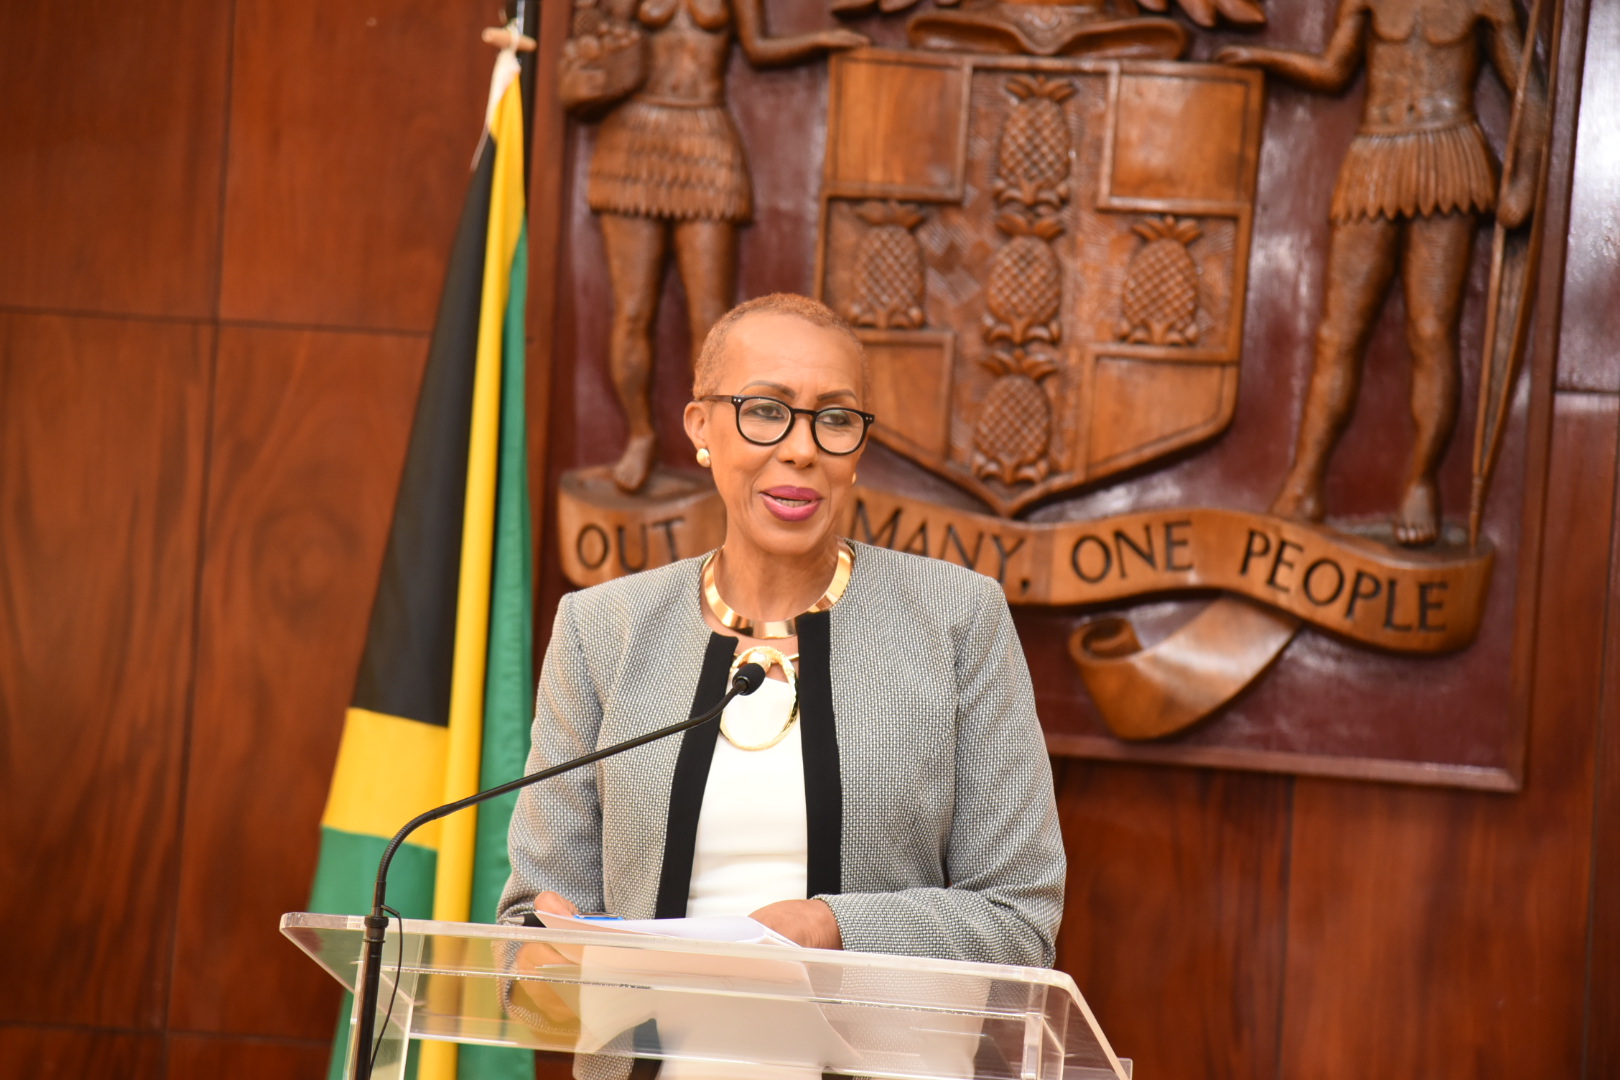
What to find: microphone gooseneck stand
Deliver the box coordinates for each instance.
[350,661,768,1080]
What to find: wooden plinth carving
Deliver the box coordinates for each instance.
[559,0,865,492]
[556,466,726,585]
[1218,0,1549,547]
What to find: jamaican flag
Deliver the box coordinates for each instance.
[308,32,535,1080]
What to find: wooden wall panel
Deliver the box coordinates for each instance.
[165,1034,330,1080]
[1276,392,1613,1080]
[217,0,496,332]
[0,314,211,1028]
[1052,761,1289,1080]
[1,0,1618,1076]
[1562,3,1620,1071]
[537,1051,577,1079]
[1554,0,1620,393]
[168,327,427,1038]
[0,1027,164,1080]
[0,1,229,318]
[1592,474,1620,1078]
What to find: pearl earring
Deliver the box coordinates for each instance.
[696,448,712,468]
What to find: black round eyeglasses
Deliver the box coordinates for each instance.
[696,395,876,455]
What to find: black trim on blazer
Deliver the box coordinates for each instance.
[797,609,843,898]
[653,631,737,918]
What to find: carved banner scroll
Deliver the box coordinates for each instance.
[839,486,1493,652]
[817,51,1262,516]
[1070,598,1299,741]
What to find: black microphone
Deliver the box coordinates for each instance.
[350,661,768,1080]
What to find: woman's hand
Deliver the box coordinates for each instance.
[533,891,581,918]
[512,891,587,1027]
[750,899,843,949]
[516,891,582,968]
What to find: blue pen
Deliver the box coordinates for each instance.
[574,914,623,921]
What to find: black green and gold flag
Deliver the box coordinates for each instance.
[309,35,535,1080]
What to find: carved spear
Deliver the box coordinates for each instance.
[1469,0,1555,550]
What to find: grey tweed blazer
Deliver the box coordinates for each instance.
[497,541,1064,970]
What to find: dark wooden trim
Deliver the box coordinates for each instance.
[526,0,576,670]
[1044,732,1522,792]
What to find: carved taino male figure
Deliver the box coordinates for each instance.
[561,0,864,492]
[1220,0,1544,545]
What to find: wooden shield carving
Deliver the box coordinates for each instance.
[816,50,1262,517]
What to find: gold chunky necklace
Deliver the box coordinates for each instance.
[701,542,854,639]
[723,646,800,750]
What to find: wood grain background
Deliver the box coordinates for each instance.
[0,0,1615,1078]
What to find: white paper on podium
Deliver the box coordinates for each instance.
[532,911,798,947]
[531,911,859,1077]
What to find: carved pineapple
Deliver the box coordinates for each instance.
[1118,215,1202,345]
[995,76,1075,208]
[986,210,1063,345]
[847,201,926,329]
[974,349,1058,485]
[984,72,1071,438]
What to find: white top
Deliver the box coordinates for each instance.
[674,670,971,1080]
[686,675,809,919]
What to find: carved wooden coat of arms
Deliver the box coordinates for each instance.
[555,0,1556,789]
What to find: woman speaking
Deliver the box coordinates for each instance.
[499,293,1064,971]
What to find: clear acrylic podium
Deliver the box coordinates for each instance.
[282,912,1131,1080]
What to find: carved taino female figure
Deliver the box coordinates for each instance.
[1220,0,1544,545]
[562,0,864,492]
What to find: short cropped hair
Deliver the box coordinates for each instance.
[692,293,869,402]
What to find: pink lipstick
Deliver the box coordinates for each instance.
[761,486,822,522]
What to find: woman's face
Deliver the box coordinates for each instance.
[683,313,867,562]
